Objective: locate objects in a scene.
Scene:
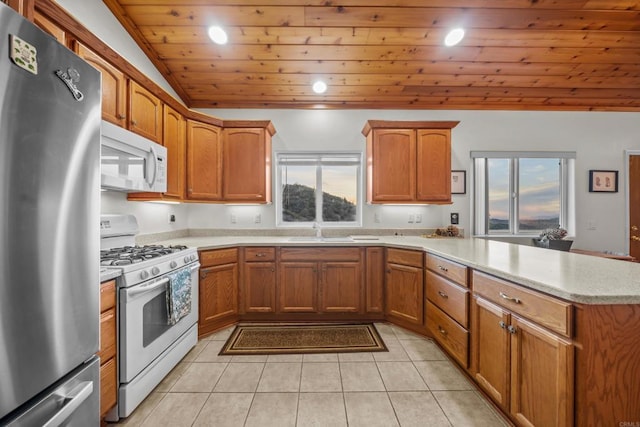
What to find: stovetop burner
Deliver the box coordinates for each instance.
[100,244,189,266]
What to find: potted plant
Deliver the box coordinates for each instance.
[532,227,573,251]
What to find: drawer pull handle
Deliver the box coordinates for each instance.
[507,325,518,335]
[437,326,447,335]
[255,253,265,257]
[499,292,521,304]
[437,291,448,299]
[438,265,449,272]
[498,321,506,329]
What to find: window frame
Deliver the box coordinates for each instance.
[472,151,575,237]
[275,151,363,228]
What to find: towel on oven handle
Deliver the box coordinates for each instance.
[166,267,192,325]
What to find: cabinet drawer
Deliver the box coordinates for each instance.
[200,247,238,267]
[426,253,468,287]
[472,270,572,337]
[426,301,469,368]
[100,357,117,417]
[387,248,423,268]
[100,279,116,312]
[280,247,360,261]
[244,247,275,262]
[98,308,116,362]
[426,270,469,328]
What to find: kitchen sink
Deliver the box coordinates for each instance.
[287,236,354,243]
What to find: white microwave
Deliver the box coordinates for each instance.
[100,120,167,192]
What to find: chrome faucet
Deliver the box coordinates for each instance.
[313,222,322,238]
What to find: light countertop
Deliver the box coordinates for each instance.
[100,268,122,283]
[151,235,640,305]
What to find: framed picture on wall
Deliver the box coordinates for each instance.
[589,170,618,193]
[451,170,466,194]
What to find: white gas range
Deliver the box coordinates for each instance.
[100,215,199,421]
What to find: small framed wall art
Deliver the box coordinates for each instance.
[589,170,618,193]
[451,170,466,194]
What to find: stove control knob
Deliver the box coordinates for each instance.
[191,254,197,262]
[151,267,160,276]
[183,256,191,264]
[140,270,150,280]
[170,261,177,269]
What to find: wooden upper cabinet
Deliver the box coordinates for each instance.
[222,127,271,203]
[8,0,34,21]
[416,129,452,202]
[34,10,66,46]
[368,129,416,202]
[186,120,222,201]
[162,105,186,199]
[75,42,127,127]
[363,120,459,204]
[129,80,162,143]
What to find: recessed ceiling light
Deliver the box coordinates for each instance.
[208,26,228,45]
[312,80,327,94]
[444,28,465,47]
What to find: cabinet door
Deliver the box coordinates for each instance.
[320,261,362,313]
[129,80,162,143]
[186,120,222,200]
[99,357,117,417]
[416,129,451,202]
[7,0,33,20]
[199,263,238,326]
[385,262,423,324]
[243,262,277,313]
[370,129,416,202]
[75,42,127,127]
[510,316,574,427]
[365,247,385,313]
[34,11,66,46]
[279,262,318,312]
[223,128,271,202]
[472,297,511,409]
[162,105,186,199]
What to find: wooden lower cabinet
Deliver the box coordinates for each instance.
[198,248,238,336]
[472,295,573,427]
[365,247,385,314]
[243,261,276,313]
[385,249,424,325]
[98,280,117,419]
[278,262,318,312]
[510,316,573,427]
[320,261,361,313]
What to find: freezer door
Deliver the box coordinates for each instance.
[0,3,101,420]
[3,358,100,427]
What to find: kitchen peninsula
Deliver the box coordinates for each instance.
[151,234,639,427]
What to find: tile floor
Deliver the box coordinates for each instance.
[111,323,508,427]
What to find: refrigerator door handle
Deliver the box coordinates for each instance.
[41,381,94,427]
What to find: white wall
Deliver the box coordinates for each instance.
[61,0,640,252]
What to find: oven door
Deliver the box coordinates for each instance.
[119,264,199,383]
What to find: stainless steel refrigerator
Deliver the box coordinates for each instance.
[0,3,101,425]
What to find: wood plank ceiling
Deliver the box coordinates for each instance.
[104,0,640,111]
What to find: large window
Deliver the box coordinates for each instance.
[276,153,362,226]
[472,151,575,236]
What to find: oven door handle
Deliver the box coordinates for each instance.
[127,277,170,298]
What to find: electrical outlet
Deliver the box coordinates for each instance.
[168,214,176,224]
[254,213,261,224]
[587,220,597,230]
[230,214,237,224]
[450,212,459,225]
[374,213,381,223]
[415,214,422,223]
[408,214,415,223]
